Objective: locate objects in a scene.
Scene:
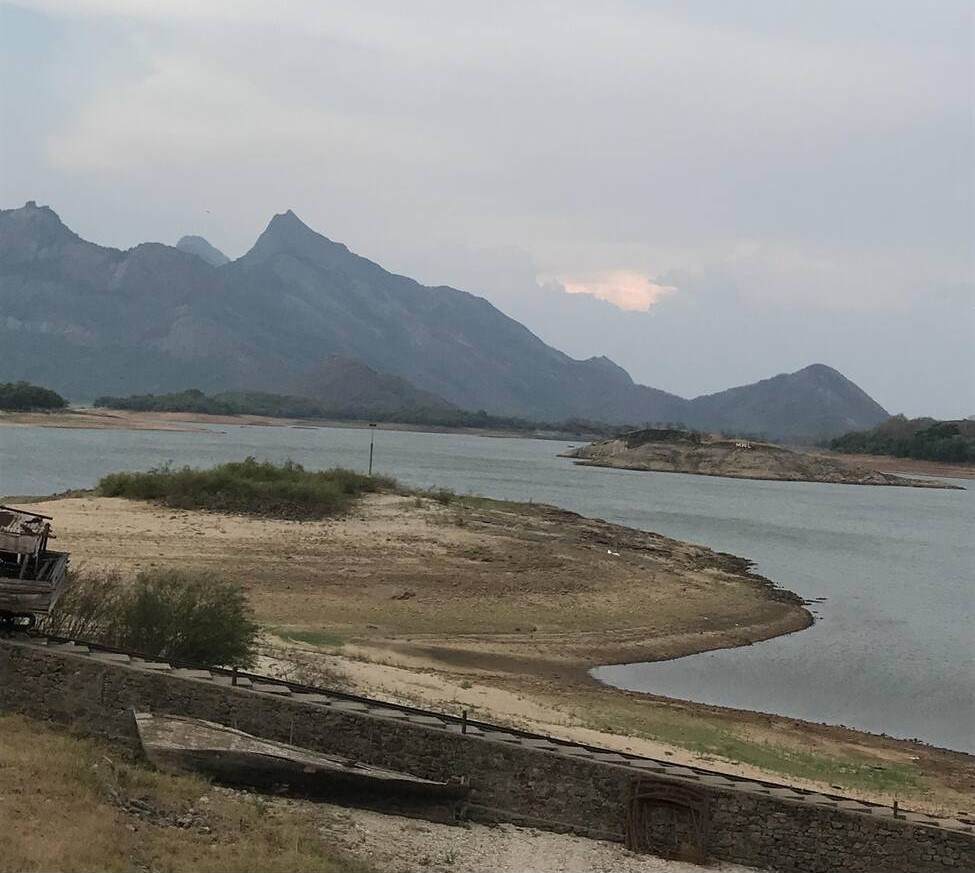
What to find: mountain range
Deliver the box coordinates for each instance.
[0,201,889,439]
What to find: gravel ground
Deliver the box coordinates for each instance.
[316,803,762,873]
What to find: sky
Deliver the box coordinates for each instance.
[1,1,972,417]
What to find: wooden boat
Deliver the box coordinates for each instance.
[133,712,469,805]
[0,506,69,626]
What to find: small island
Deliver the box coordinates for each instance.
[562,428,962,488]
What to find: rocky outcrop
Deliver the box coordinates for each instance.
[564,429,961,488]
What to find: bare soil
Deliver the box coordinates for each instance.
[0,408,572,439]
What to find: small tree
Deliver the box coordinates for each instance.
[39,567,129,641]
[41,567,259,669]
[118,569,259,668]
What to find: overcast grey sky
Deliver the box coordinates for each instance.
[2,1,972,417]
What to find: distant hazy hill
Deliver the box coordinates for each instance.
[175,235,229,266]
[294,355,455,414]
[0,201,889,438]
[687,364,889,442]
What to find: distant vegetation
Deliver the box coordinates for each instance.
[95,388,327,419]
[831,416,975,464]
[95,387,630,436]
[0,381,67,411]
[98,457,396,519]
[40,567,259,668]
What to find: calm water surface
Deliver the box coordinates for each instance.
[1,423,971,752]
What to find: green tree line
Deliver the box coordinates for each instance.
[95,388,633,437]
[831,415,975,464]
[0,381,67,411]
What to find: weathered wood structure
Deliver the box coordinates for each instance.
[0,506,69,626]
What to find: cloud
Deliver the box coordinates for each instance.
[558,272,677,312]
[44,48,460,176]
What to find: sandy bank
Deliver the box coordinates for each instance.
[0,407,581,440]
[814,451,975,481]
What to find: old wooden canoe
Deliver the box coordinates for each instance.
[133,711,469,803]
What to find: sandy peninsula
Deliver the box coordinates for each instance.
[563,428,961,489]
[18,493,810,671]
[14,491,974,819]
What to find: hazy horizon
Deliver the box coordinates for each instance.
[1,1,972,418]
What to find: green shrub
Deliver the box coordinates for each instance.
[418,487,455,505]
[119,569,258,667]
[40,567,259,669]
[98,458,396,519]
[38,567,128,641]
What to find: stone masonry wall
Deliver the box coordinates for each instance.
[0,637,971,873]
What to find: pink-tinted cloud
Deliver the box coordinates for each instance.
[559,271,677,312]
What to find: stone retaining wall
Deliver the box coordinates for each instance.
[0,637,971,872]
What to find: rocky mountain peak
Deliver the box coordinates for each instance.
[0,201,84,262]
[239,209,352,268]
[176,235,230,267]
[582,355,634,385]
[796,363,843,381]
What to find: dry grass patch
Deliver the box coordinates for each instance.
[0,714,368,873]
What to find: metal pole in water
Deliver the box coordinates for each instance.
[368,422,377,476]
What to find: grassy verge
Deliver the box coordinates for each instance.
[578,697,923,796]
[0,713,369,873]
[98,458,396,519]
[272,628,347,649]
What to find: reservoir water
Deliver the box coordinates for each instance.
[1,422,972,752]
